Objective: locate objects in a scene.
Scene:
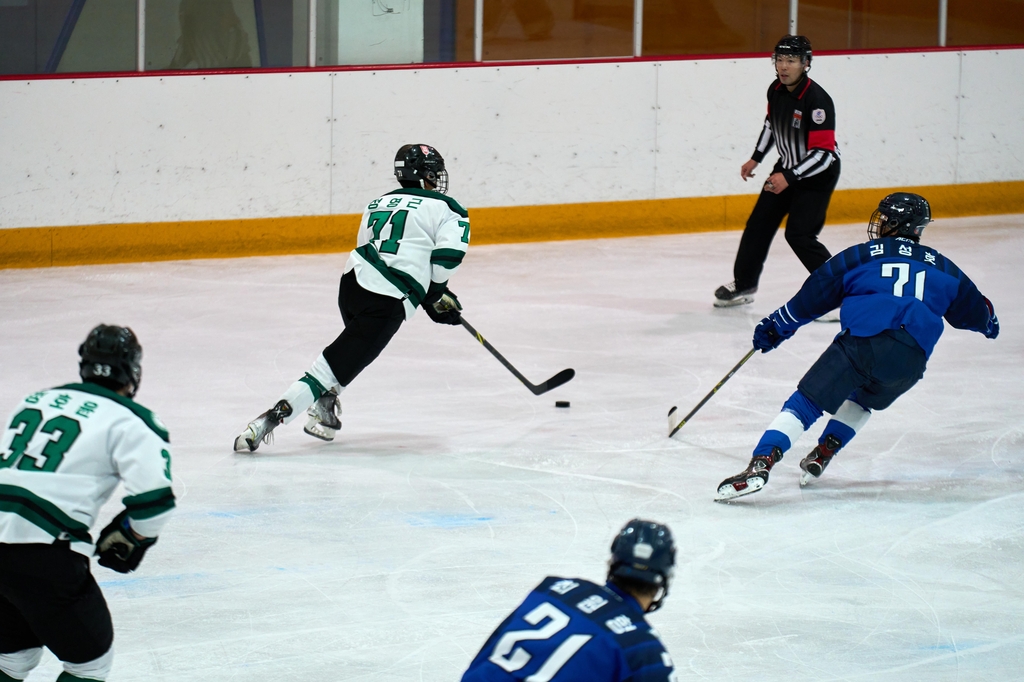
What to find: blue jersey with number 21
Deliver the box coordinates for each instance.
[461,577,676,682]
[773,237,994,357]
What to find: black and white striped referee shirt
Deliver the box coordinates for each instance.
[750,76,839,184]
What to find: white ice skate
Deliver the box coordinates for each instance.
[303,390,341,442]
[233,400,292,453]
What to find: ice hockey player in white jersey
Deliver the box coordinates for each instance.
[234,144,470,452]
[0,324,175,682]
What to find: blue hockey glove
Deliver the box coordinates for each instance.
[984,297,999,339]
[753,315,794,353]
[424,289,462,325]
[96,510,157,573]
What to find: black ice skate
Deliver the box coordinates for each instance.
[715,448,782,501]
[799,435,841,486]
[303,389,341,441]
[233,400,293,453]
[713,281,757,308]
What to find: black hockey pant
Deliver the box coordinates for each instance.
[733,163,840,290]
[0,542,113,664]
[322,270,406,387]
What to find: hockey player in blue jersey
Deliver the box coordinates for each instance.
[461,519,678,682]
[715,192,999,501]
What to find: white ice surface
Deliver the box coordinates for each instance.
[2,217,1022,681]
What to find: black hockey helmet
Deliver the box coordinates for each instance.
[79,324,143,398]
[394,144,448,195]
[608,518,676,612]
[773,34,812,66]
[868,192,932,241]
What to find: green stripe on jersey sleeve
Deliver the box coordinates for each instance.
[0,484,92,543]
[123,486,177,520]
[58,383,170,443]
[430,248,466,268]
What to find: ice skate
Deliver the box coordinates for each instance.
[715,448,782,501]
[303,389,341,441]
[799,435,841,486]
[713,281,757,308]
[233,400,293,453]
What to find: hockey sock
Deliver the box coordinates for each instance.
[59,645,113,681]
[753,390,823,457]
[0,648,43,680]
[818,399,871,450]
[277,354,344,424]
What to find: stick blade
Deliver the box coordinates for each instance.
[531,368,575,395]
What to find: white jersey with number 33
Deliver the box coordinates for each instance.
[0,383,176,556]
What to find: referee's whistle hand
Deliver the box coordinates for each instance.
[740,159,758,181]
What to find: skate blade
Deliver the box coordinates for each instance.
[303,419,337,442]
[714,476,766,502]
[233,433,257,453]
[800,471,812,487]
[713,296,754,308]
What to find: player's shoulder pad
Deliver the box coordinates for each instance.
[384,188,468,218]
[58,383,170,443]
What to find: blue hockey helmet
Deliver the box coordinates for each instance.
[79,324,143,398]
[395,144,448,194]
[608,518,676,612]
[868,192,932,241]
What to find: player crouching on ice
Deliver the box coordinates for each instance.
[234,144,470,452]
[460,519,679,682]
[0,325,175,682]
[716,193,999,501]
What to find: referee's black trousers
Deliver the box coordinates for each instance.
[733,163,840,291]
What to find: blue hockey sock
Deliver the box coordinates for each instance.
[752,391,824,457]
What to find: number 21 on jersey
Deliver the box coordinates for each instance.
[487,602,592,682]
[881,263,926,300]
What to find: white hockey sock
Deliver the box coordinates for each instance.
[62,645,113,681]
[277,354,343,425]
[764,410,807,452]
[0,648,43,680]
[833,399,871,432]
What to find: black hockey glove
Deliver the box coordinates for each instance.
[95,510,157,574]
[423,289,463,326]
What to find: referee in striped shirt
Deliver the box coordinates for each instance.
[715,35,841,308]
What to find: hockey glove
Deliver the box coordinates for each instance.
[424,289,463,326]
[95,510,157,574]
[984,297,999,339]
[753,315,794,353]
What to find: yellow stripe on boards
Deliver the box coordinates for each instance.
[1,180,1022,270]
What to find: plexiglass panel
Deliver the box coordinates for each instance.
[0,0,135,75]
[798,0,938,50]
[948,0,1024,46]
[642,0,790,56]
[146,0,258,69]
[481,0,634,60]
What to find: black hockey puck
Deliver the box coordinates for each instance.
[555,400,570,408]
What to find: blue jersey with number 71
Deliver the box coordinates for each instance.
[461,576,676,682]
[776,237,994,357]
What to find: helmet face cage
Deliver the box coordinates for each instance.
[78,324,143,398]
[773,34,812,69]
[394,144,448,195]
[867,193,931,241]
[608,519,676,612]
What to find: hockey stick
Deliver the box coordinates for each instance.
[668,348,756,438]
[460,317,575,395]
